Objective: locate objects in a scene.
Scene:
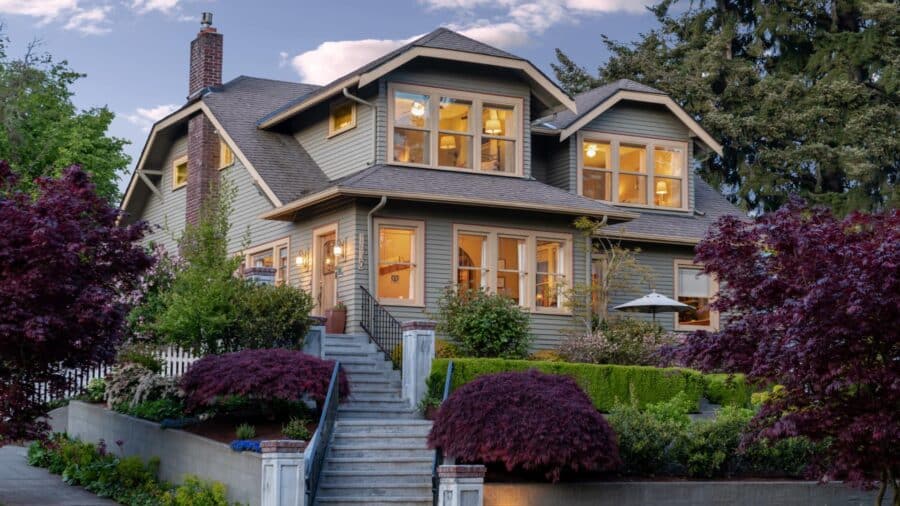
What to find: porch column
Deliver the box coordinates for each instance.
[400,320,436,409]
[437,465,486,506]
[261,440,306,506]
[303,316,326,358]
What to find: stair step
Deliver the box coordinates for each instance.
[332,436,430,447]
[347,384,401,393]
[336,419,432,427]
[346,370,400,379]
[342,399,411,409]
[321,469,432,478]
[346,393,403,403]
[319,475,431,487]
[315,497,431,506]
[334,427,431,437]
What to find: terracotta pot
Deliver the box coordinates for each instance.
[424,405,440,421]
[324,309,347,334]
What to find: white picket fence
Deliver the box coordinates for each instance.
[36,346,198,404]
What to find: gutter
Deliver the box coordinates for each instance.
[367,196,389,292]
[342,88,378,166]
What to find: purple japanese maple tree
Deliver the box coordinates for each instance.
[0,162,152,443]
[678,199,898,499]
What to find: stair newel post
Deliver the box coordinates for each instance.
[261,440,307,506]
[400,320,436,409]
[304,316,327,358]
[437,465,486,506]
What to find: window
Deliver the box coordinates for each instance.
[219,140,234,169]
[375,219,425,306]
[172,155,188,190]
[389,83,522,175]
[244,238,291,286]
[329,100,357,137]
[453,225,571,313]
[674,260,718,330]
[579,134,688,209]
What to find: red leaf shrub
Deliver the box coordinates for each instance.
[180,349,349,411]
[428,370,620,481]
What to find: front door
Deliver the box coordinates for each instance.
[315,230,337,314]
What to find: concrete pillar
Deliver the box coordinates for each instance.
[401,320,436,409]
[438,465,486,506]
[303,316,326,357]
[261,440,306,506]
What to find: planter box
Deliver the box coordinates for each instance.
[66,401,262,506]
[484,481,877,506]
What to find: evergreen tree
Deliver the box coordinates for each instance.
[553,1,898,214]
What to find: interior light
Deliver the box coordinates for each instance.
[440,135,457,150]
[656,181,668,195]
[586,144,598,158]
[484,109,502,135]
[410,101,425,117]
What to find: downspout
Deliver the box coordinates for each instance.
[342,87,378,166]
[367,196,388,291]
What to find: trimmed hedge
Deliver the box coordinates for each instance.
[428,358,706,412]
[703,373,753,407]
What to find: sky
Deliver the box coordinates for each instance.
[0,0,659,192]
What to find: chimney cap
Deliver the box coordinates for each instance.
[200,12,213,28]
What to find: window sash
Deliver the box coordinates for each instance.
[375,220,425,306]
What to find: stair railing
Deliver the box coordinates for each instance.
[359,285,403,369]
[305,361,341,505]
[432,360,454,505]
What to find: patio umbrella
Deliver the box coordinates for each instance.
[613,291,692,323]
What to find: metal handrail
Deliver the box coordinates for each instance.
[359,285,403,369]
[306,361,341,505]
[432,360,454,505]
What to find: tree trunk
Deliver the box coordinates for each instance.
[875,469,886,506]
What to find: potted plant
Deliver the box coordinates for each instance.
[325,301,347,334]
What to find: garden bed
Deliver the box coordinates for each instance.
[181,413,317,445]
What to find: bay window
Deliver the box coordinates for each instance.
[389,83,522,175]
[674,260,718,330]
[244,238,291,286]
[375,219,425,306]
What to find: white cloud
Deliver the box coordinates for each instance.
[130,0,180,14]
[0,0,115,36]
[454,22,529,48]
[565,0,652,14]
[290,35,420,85]
[64,6,111,35]
[0,0,77,20]
[124,104,179,132]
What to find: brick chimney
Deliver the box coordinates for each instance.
[186,12,222,225]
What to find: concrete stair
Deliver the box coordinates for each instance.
[314,334,433,506]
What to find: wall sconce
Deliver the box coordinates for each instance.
[333,237,349,262]
[294,248,311,272]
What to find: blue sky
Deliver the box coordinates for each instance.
[0,0,658,191]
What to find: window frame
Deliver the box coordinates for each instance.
[172,155,188,190]
[243,237,291,286]
[218,139,235,170]
[673,259,719,331]
[374,218,426,307]
[577,132,690,211]
[452,224,573,314]
[387,82,524,177]
[328,99,357,138]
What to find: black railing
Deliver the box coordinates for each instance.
[359,285,403,369]
[432,360,454,505]
[306,361,341,505]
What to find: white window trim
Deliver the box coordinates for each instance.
[387,82,524,178]
[374,218,426,307]
[673,259,719,331]
[577,131,691,212]
[452,224,573,314]
[328,99,357,138]
[172,154,188,190]
[243,237,291,286]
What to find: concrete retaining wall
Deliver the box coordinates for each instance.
[67,401,261,506]
[485,481,879,506]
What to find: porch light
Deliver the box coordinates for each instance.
[656,181,668,195]
[294,248,311,271]
[586,143,598,158]
[333,238,348,261]
[410,101,425,117]
[440,135,457,150]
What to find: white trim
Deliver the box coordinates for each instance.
[559,90,723,156]
[311,223,339,316]
[673,259,719,331]
[373,218,426,307]
[328,99,357,138]
[242,236,291,286]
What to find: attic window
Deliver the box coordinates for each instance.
[328,100,356,137]
[219,139,234,170]
[172,155,188,190]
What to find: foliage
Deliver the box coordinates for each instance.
[106,363,157,410]
[234,423,256,440]
[124,247,183,342]
[606,402,685,475]
[434,286,531,358]
[124,398,185,422]
[678,201,899,490]
[672,406,754,478]
[160,475,235,506]
[428,358,705,413]
[528,349,564,362]
[78,378,107,403]
[229,440,261,453]
[0,33,130,201]
[180,349,349,412]
[131,374,181,408]
[559,317,677,366]
[0,163,152,443]
[435,338,459,359]
[235,283,315,349]
[553,2,899,214]
[115,341,164,374]
[703,374,752,408]
[428,370,621,481]
[281,418,311,440]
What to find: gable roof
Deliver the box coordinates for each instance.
[257,27,575,129]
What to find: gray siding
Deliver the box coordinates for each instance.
[293,98,376,181]
[546,138,574,192]
[583,102,690,140]
[137,136,187,252]
[223,161,295,254]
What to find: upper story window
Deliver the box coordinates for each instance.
[388,83,522,176]
[219,139,234,170]
[579,133,688,210]
[329,100,357,137]
[172,155,188,190]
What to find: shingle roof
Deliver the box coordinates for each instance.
[604,175,744,242]
[538,79,666,130]
[202,76,330,203]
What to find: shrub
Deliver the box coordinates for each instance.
[703,374,753,407]
[125,246,183,342]
[435,287,531,358]
[79,378,106,403]
[161,475,234,506]
[559,317,677,366]
[235,423,256,440]
[606,403,684,475]
[126,398,185,422]
[428,358,705,412]
[282,418,311,440]
[229,440,261,453]
[180,349,349,412]
[672,405,755,478]
[106,363,157,410]
[740,436,820,477]
[528,349,564,362]
[116,341,164,374]
[435,338,459,359]
[132,374,181,407]
[429,370,620,481]
[234,283,315,349]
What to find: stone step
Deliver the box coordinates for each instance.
[336,419,432,428]
[328,449,433,461]
[331,435,430,448]
[346,394,403,404]
[318,483,432,496]
[315,496,431,506]
[319,470,431,487]
[341,399,411,410]
[323,350,383,360]
[334,424,431,436]
[346,383,402,394]
[337,407,419,419]
[346,370,400,381]
[324,456,433,472]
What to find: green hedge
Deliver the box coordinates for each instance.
[428,358,706,412]
[703,373,753,408]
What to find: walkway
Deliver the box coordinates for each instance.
[0,444,116,506]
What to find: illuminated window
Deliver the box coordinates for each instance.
[219,140,234,169]
[653,146,684,208]
[172,155,188,189]
[329,100,357,137]
[582,142,612,201]
[674,261,718,330]
[375,219,425,306]
[244,238,290,286]
[535,240,565,309]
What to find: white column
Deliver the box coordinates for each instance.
[261,440,307,506]
[401,320,436,409]
[438,465,486,506]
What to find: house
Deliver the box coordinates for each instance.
[120,16,741,349]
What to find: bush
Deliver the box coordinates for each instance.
[282,418,311,440]
[672,405,754,478]
[607,402,684,475]
[234,283,315,349]
[180,349,349,412]
[116,341,164,374]
[106,363,157,410]
[78,378,106,403]
[428,358,705,412]
[132,374,181,407]
[435,338,459,359]
[161,475,234,506]
[126,398,185,422]
[435,287,531,358]
[428,370,620,481]
[229,440,261,453]
[235,423,256,440]
[528,349,564,362]
[703,374,753,407]
[559,317,677,366]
